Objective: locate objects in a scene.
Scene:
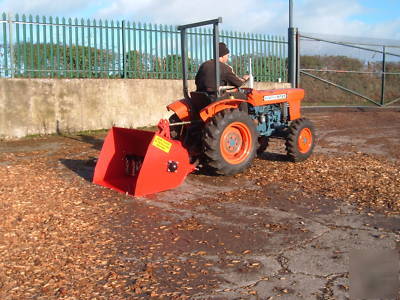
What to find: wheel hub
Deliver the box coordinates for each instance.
[224,130,242,153]
[219,122,252,165]
[298,128,312,153]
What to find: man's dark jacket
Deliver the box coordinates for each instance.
[195,60,243,93]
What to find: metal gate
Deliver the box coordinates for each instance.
[297,33,400,107]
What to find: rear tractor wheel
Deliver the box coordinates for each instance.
[203,109,258,175]
[285,118,315,162]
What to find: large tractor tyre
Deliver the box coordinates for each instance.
[285,118,315,162]
[203,109,258,175]
[168,113,183,140]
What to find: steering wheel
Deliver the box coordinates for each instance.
[219,85,237,93]
[219,77,250,93]
[241,76,251,87]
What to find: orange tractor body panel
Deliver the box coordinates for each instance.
[168,88,305,123]
[246,88,305,120]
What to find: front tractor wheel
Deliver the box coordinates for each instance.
[286,118,315,162]
[203,109,258,175]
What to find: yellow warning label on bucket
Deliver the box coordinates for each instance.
[152,136,172,153]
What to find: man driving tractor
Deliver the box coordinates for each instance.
[195,42,249,100]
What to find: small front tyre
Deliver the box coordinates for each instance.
[285,118,315,162]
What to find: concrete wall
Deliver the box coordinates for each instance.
[0,78,290,139]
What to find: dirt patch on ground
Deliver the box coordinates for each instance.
[0,110,399,299]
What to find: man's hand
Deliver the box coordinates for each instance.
[242,74,250,81]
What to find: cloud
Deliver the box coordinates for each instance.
[96,0,288,34]
[296,0,364,34]
[0,0,398,41]
[295,0,399,40]
[0,0,100,17]
[366,19,400,40]
[94,0,399,40]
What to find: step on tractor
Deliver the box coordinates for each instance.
[93,18,315,196]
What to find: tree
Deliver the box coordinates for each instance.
[13,42,116,78]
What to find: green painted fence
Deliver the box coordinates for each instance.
[0,13,288,82]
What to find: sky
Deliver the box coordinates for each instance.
[0,0,399,41]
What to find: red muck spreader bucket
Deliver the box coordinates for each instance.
[93,120,195,196]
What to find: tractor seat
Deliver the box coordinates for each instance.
[189,92,213,113]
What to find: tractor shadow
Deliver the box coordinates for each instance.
[76,134,104,150]
[257,151,289,162]
[58,134,104,181]
[192,150,289,177]
[60,157,97,182]
[62,134,104,151]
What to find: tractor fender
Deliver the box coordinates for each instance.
[199,99,247,122]
[286,89,304,121]
[167,99,191,121]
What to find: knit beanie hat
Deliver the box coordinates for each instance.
[219,42,230,57]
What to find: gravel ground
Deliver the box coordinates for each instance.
[0,110,399,299]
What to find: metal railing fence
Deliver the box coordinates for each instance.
[0,13,288,82]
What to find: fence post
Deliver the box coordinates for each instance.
[288,0,296,87]
[180,27,189,99]
[213,22,220,96]
[8,13,14,78]
[288,27,297,87]
[380,46,386,106]
[122,20,126,78]
[296,30,300,87]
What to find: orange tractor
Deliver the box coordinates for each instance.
[93,18,315,196]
